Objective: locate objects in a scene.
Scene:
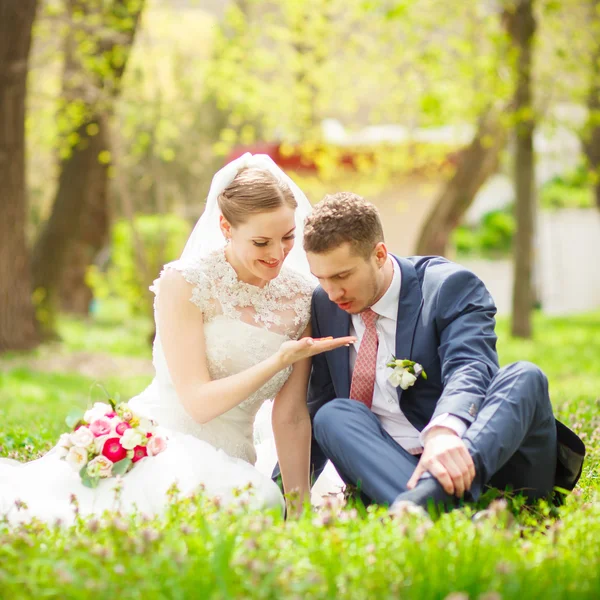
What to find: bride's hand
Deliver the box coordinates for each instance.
[277,335,357,367]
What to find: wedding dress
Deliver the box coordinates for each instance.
[0,248,314,524]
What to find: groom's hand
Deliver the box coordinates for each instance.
[407,427,475,497]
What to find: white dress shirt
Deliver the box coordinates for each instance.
[349,257,467,454]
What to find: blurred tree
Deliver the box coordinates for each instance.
[0,0,41,352]
[207,0,397,166]
[209,0,515,223]
[31,0,145,333]
[505,0,537,339]
[416,107,509,255]
[583,0,600,210]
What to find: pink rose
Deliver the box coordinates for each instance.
[89,418,112,438]
[105,411,117,418]
[87,455,113,478]
[101,437,127,463]
[147,436,167,457]
[132,445,147,463]
[115,421,131,436]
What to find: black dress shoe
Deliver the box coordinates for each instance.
[391,477,461,514]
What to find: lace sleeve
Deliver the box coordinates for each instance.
[152,259,215,319]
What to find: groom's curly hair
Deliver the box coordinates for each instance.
[304,193,384,258]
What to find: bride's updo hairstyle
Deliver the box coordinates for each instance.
[217,168,297,227]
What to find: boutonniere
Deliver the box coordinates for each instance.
[386,357,427,390]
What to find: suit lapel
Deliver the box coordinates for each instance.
[393,256,424,403]
[325,304,351,398]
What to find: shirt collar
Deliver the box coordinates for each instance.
[369,256,401,321]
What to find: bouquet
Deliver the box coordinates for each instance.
[57,398,167,488]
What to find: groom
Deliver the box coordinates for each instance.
[301,192,585,510]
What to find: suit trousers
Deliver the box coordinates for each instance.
[311,361,558,505]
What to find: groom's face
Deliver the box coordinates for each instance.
[308,242,387,314]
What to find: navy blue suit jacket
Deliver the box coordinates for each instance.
[308,255,500,430]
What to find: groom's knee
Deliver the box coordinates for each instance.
[494,361,550,407]
[313,398,369,447]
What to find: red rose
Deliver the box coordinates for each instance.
[115,421,131,436]
[132,445,147,463]
[101,437,127,463]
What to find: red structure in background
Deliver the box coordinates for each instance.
[225,142,367,172]
[225,141,460,174]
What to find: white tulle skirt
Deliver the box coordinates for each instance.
[0,429,284,525]
[0,402,345,525]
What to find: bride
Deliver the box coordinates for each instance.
[0,153,354,524]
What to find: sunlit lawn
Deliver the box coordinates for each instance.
[0,310,599,598]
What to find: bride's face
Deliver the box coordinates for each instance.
[222,205,297,285]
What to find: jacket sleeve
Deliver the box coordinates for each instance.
[306,292,336,418]
[432,268,499,424]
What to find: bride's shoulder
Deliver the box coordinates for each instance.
[159,250,223,287]
[152,252,222,311]
[158,258,207,288]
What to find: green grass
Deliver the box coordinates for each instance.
[0,311,599,599]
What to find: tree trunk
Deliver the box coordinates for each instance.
[57,0,111,315]
[32,0,144,327]
[415,109,508,256]
[506,0,537,339]
[57,119,110,314]
[31,119,109,332]
[0,0,41,352]
[583,0,600,211]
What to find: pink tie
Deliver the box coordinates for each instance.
[349,309,379,409]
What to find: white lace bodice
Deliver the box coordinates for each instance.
[129,248,314,465]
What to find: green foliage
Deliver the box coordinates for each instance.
[453,207,516,258]
[0,312,599,596]
[1,496,600,599]
[86,214,191,318]
[56,307,152,358]
[454,164,595,257]
[207,0,511,169]
[539,165,595,210]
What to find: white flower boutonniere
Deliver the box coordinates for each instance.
[386,357,427,390]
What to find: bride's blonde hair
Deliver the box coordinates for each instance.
[218,167,297,227]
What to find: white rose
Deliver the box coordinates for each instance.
[120,428,144,450]
[84,402,113,423]
[66,446,88,472]
[87,455,113,478]
[57,433,72,449]
[56,446,69,459]
[70,426,95,449]
[94,434,110,453]
[400,370,418,390]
